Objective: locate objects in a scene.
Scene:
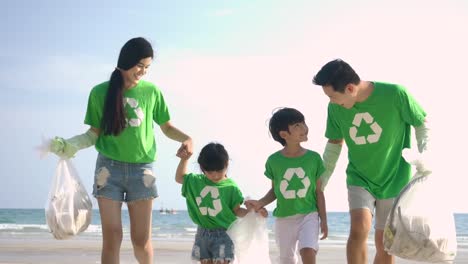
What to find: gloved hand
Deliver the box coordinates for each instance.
[402,148,433,177]
[49,130,98,159]
[414,121,429,153]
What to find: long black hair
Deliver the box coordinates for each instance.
[101,37,154,136]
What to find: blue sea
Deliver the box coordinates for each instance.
[1,209,467,248]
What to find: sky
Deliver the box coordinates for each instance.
[1,0,468,213]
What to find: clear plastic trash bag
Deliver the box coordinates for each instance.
[384,154,457,263]
[227,211,272,264]
[45,159,92,239]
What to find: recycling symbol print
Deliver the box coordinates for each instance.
[280,168,311,199]
[124,97,144,127]
[196,186,222,217]
[349,112,382,145]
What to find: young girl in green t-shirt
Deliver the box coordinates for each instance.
[176,142,267,263]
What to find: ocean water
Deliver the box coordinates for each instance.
[0,209,467,248]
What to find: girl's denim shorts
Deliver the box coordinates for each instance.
[192,227,234,262]
[92,154,158,203]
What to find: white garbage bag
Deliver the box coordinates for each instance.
[227,211,272,264]
[384,154,457,263]
[45,159,92,239]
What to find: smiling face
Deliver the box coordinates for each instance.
[121,57,152,89]
[322,84,356,109]
[282,121,309,144]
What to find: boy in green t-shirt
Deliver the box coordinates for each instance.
[247,108,328,264]
[312,59,429,264]
[176,142,267,264]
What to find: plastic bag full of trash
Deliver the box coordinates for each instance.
[45,159,92,239]
[227,211,272,264]
[383,151,457,263]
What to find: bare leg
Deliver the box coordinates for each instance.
[300,247,317,264]
[98,198,123,264]
[347,209,372,264]
[128,199,154,264]
[374,229,394,264]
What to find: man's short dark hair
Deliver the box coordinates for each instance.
[269,108,305,146]
[313,59,360,93]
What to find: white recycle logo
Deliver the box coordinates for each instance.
[196,186,222,217]
[280,168,310,199]
[124,97,144,127]
[349,112,382,145]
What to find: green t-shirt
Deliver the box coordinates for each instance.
[84,80,170,163]
[182,173,244,229]
[325,82,426,199]
[265,150,325,218]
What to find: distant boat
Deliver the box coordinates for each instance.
[159,208,177,215]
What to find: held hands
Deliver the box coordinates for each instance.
[257,208,268,218]
[176,138,193,160]
[244,200,268,218]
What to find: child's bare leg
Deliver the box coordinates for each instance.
[300,247,317,264]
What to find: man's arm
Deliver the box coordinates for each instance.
[414,119,429,153]
[319,139,344,191]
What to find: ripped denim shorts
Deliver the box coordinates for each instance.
[192,227,234,263]
[92,153,158,203]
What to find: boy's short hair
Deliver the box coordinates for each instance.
[197,142,229,172]
[269,108,305,146]
[313,59,360,93]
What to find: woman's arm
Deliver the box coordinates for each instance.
[48,126,100,158]
[159,121,193,157]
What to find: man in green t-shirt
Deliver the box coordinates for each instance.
[312,59,429,264]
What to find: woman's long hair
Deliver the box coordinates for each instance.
[101,37,154,136]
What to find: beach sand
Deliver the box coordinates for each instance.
[0,238,466,264]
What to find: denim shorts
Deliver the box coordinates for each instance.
[92,154,158,203]
[192,227,234,262]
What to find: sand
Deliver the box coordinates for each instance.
[0,238,467,263]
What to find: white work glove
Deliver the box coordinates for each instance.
[414,121,429,153]
[319,142,342,191]
[47,130,98,159]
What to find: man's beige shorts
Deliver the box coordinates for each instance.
[347,185,395,230]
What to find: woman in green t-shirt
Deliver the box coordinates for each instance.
[48,37,193,264]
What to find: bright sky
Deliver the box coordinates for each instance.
[1,0,467,212]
